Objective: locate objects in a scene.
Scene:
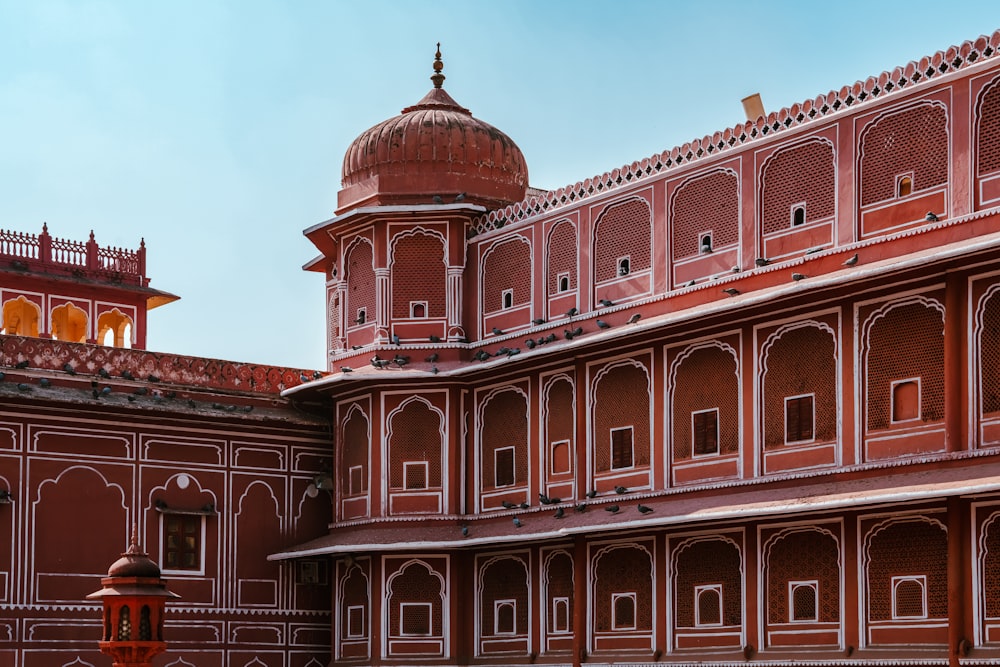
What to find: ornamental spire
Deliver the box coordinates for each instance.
[431,42,445,89]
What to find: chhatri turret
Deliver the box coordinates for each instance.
[87,530,180,667]
[304,45,530,361]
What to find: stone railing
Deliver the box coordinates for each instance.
[471,30,1000,235]
[0,224,147,286]
[0,335,321,394]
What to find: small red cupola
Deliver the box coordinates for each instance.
[87,529,180,667]
[337,43,529,213]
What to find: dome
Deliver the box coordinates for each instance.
[107,539,162,578]
[338,46,529,213]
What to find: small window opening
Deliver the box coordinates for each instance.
[164,514,202,571]
[617,257,631,276]
[502,289,514,310]
[139,605,152,640]
[891,379,920,423]
[790,581,818,622]
[611,593,637,630]
[610,427,633,470]
[299,561,321,584]
[355,308,367,325]
[692,409,719,456]
[695,585,722,626]
[897,175,913,197]
[347,605,365,638]
[792,205,806,227]
[892,576,927,619]
[785,394,815,443]
[403,461,428,490]
[494,600,516,635]
[550,440,571,475]
[400,602,432,635]
[117,605,132,640]
[349,465,364,496]
[494,447,515,487]
[410,302,426,318]
[700,233,713,254]
[551,597,570,633]
[558,273,570,292]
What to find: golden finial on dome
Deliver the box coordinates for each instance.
[431,42,445,89]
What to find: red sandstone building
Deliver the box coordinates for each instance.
[5,29,1000,667]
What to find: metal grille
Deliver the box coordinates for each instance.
[671,346,739,460]
[979,77,1000,175]
[984,516,1000,618]
[341,566,368,640]
[866,519,947,621]
[671,170,739,260]
[341,409,368,495]
[391,232,446,319]
[761,140,836,234]
[593,363,650,472]
[545,552,574,633]
[547,220,578,295]
[479,557,529,636]
[481,389,529,490]
[593,545,653,632]
[979,288,1000,415]
[864,300,944,431]
[766,530,840,623]
[762,325,837,449]
[388,562,443,637]
[860,103,948,206]
[594,199,652,282]
[346,241,376,325]
[792,586,816,621]
[674,539,742,627]
[483,238,531,312]
[894,579,925,617]
[388,402,442,489]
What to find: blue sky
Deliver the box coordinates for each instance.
[1,1,998,368]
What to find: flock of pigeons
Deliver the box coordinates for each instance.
[459,485,655,536]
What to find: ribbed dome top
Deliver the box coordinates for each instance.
[107,536,162,578]
[337,45,528,213]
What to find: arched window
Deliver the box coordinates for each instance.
[50,302,88,342]
[893,576,927,619]
[790,582,818,621]
[494,601,516,634]
[792,205,806,227]
[97,309,134,348]
[897,175,913,197]
[612,593,636,630]
[1,296,40,337]
[700,233,713,253]
[891,379,920,422]
[139,605,152,640]
[117,605,132,640]
[696,585,722,626]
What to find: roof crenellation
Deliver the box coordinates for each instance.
[472,29,1000,235]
